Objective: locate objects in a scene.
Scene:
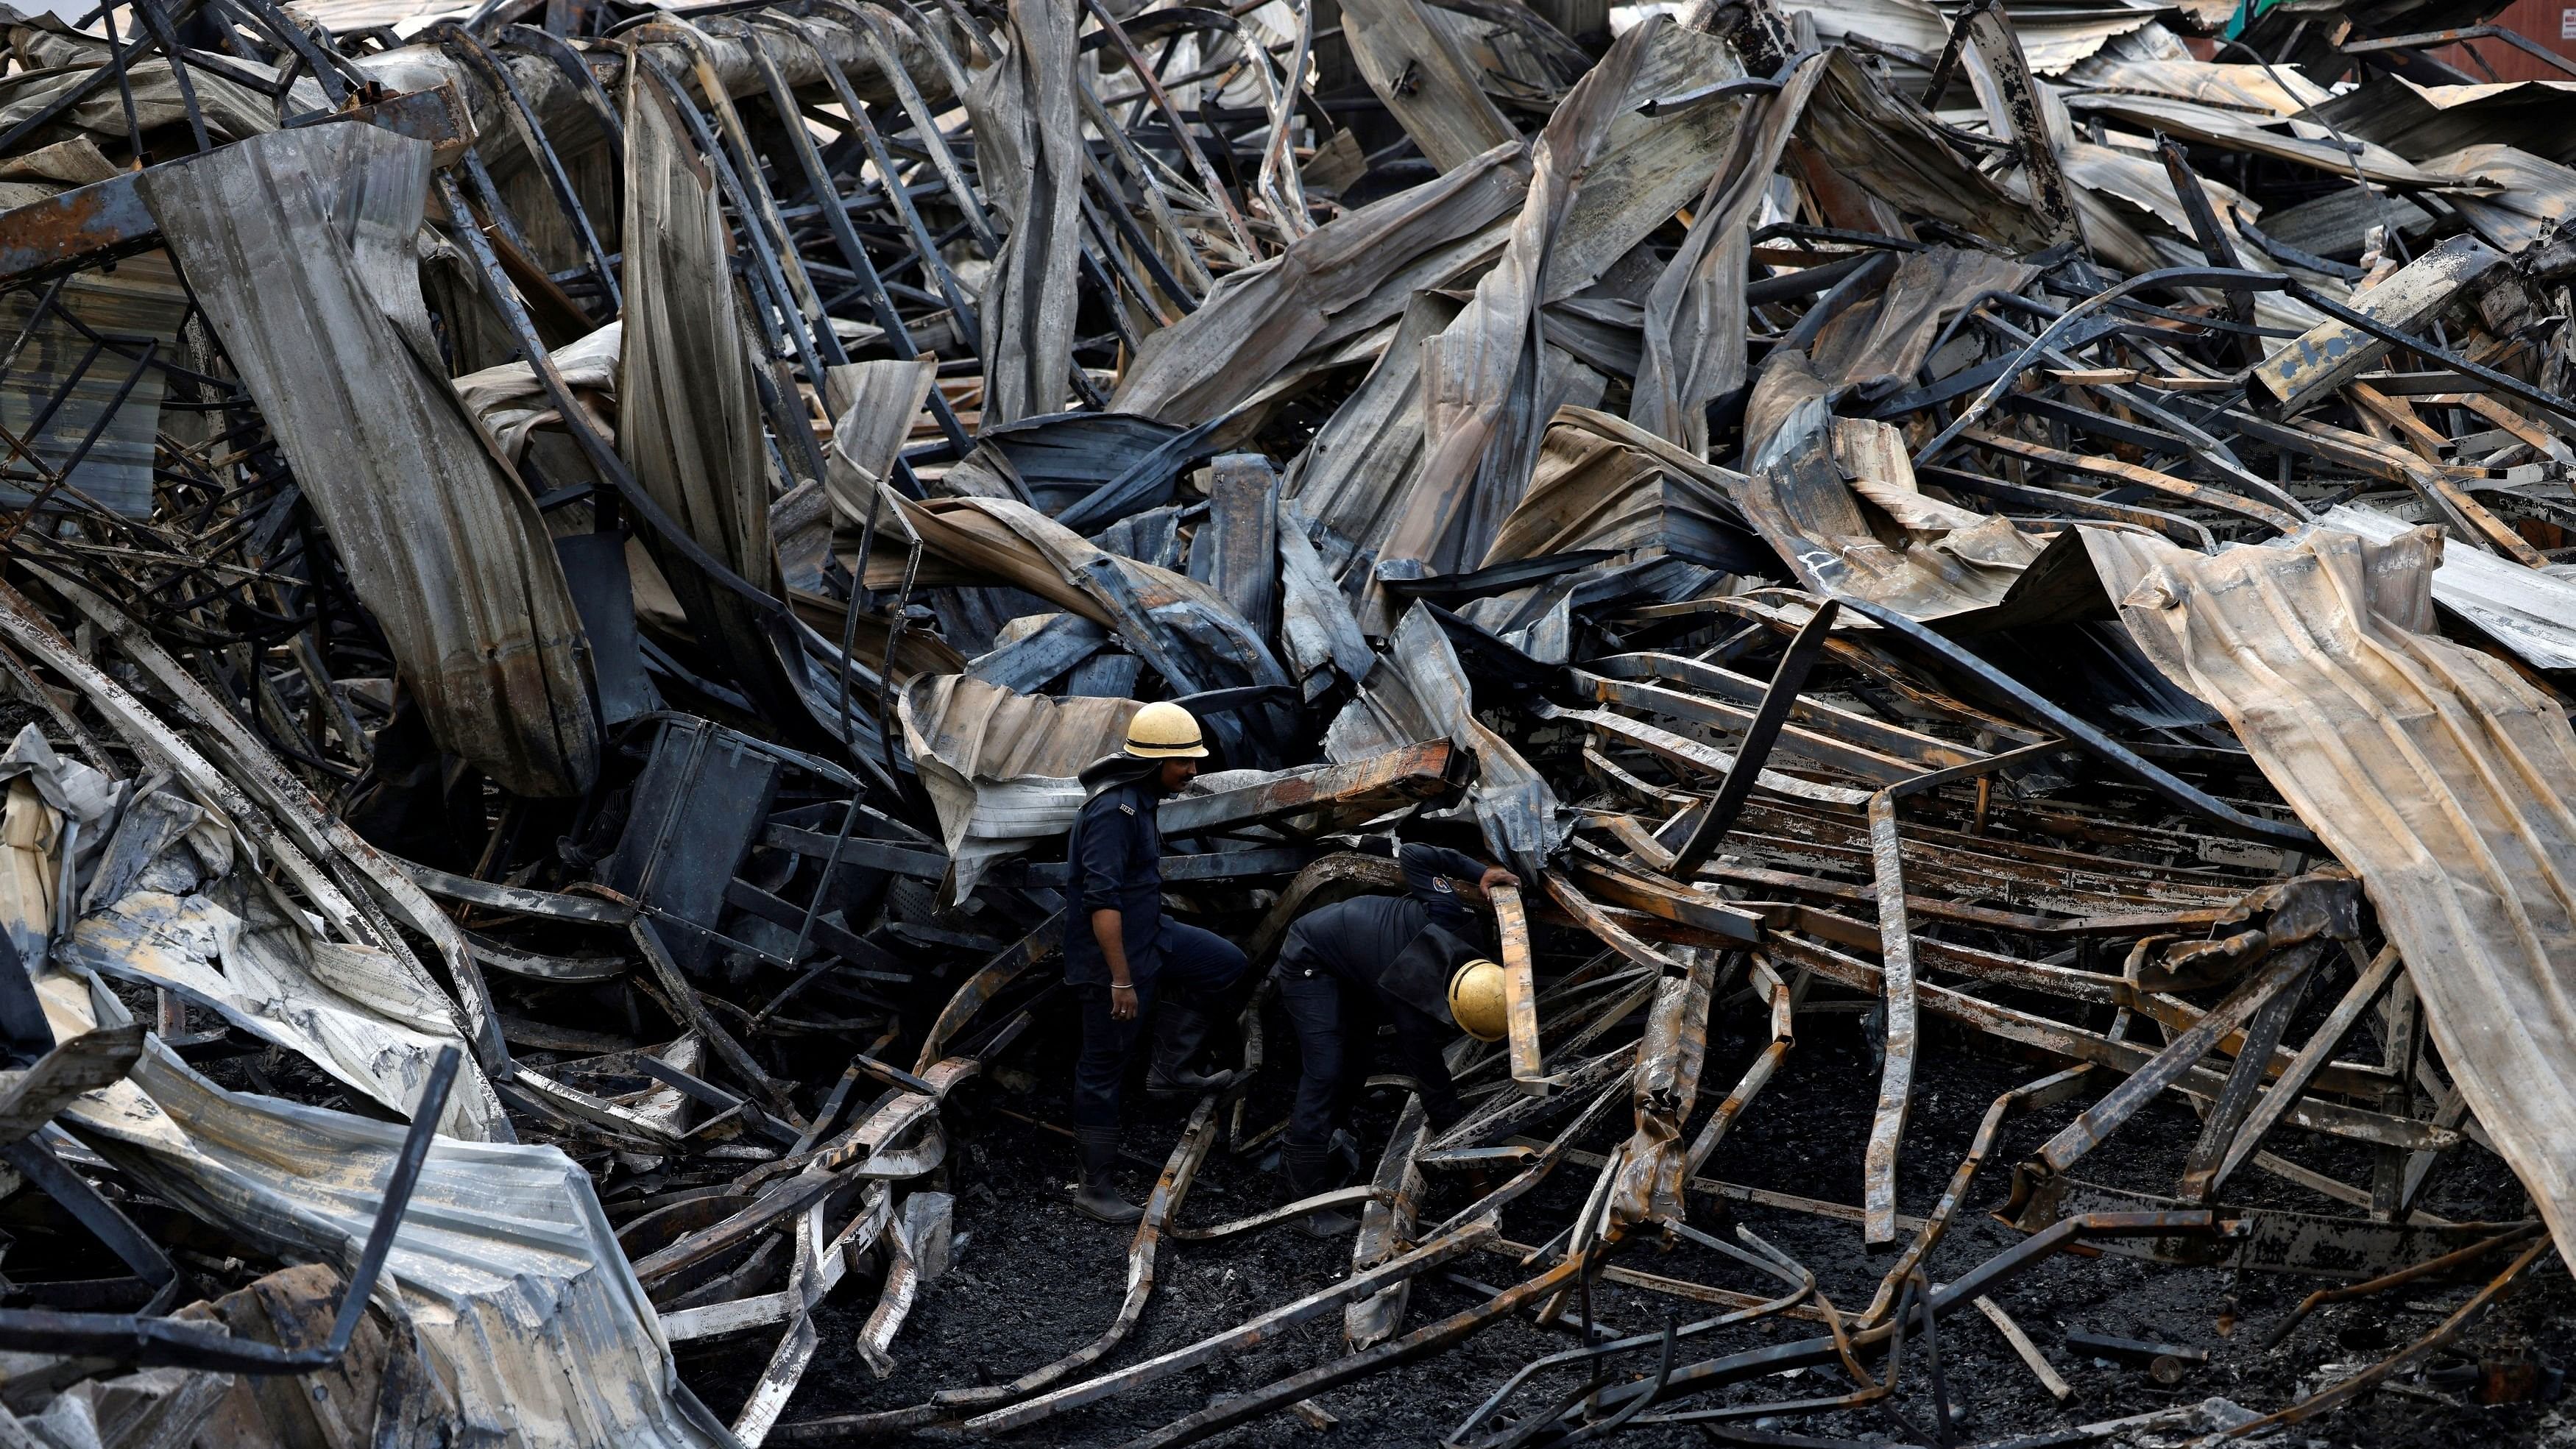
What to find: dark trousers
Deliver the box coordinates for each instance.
[1072,921,1248,1130]
[1277,964,1373,1154]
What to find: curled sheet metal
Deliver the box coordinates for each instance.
[138,124,598,798]
[2104,522,2576,1278]
[46,1005,726,1448]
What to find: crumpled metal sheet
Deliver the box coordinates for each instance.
[1480,406,1761,572]
[62,1040,730,1449]
[619,70,787,677]
[138,124,599,799]
[963,0,1086,428]
[898,675,1139,899]
[2323,504,2576,670]
[1326,603,1563,875]
[2101,522,2576,1278]
[454,321,620,464]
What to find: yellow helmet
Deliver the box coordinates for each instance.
[1448,958,1509,1042]
[1124,701,1209,759]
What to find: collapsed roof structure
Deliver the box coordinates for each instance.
[0,0,2567,1441]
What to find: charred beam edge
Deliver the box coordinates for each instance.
[1668,598,1841,877]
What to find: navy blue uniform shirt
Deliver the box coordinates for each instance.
[1063,776,1164,987]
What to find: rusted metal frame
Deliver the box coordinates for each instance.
[2376,968,2429,1218]
[1487,882,1550,1094]
[1243,853,1404,965]
[852,1191,935,1375]
[1122,1251,1593,1449]
[1438,1033,1636,1153]
[1251,0,1312,239]
[1451,1245,1816,1449]
[1669,598,1842,877]
[1158,740,1457,836]
[1077,78,1217,297]
[2031,942,2320,1181]
[630,916,801,1120]
[1836,597,2318,849]
[1918,266,2290,464]
[2154,132,2256,363]
[726,1185,893,1438]
[2179,943,2355,1202]
[1752,901,2123,1010]
[1080,157,1193,324]
[1861,788,1917,1247]
[1591,653,1984,772]
[1577,673,1922,787]
[1915,0,1994,104]
[1078,0,1257,260]
[126,0,213,155]
[2347,380,2452,462]
[1865,1064,2097,1326]
[767,21,983,364]
[34,575,514,1085]
[1077,188,1168,341]
[1961,425,2301,534]
[1920,463,2217,549]
[0,0,213,157]
[1426,1070,1635,1239]
[436,24,622,311]
[1555,706,1870,812]
[1588,1212,2221,1428]
[2285,274,2576,430]
[816,1,999,256]
[430,169,809,633]
[1347,1094,1432,1347]
[645,22,840,349]
[1563,849,1761,946]
[2262,1221,2541,1351]
[908,913,1061,1073]
[2228,409,2547,566]
[219,0,359,103]
[1682,954,1794,1172]
[97,2,146,160]
[0,1046,460,1372]
[0,344,158,539]
[2227,1236,2555,1437]
[1726,861,2233,940]
[634,58,846,414]
[2340,24,2576,77]
[1687,594,2052,745]
[1762,931,2447,1150]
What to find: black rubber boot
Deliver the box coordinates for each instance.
[1071,1127,1143,1225]
[1145,1003,1245,1096]
[1282,1145,1358,1239]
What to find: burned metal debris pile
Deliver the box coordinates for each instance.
[0,0,2569,1441]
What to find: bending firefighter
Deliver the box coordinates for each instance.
[1273,837,1518,1236]
[1060,702,1249,1224]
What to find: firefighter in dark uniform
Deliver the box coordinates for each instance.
[1061,701,1250,1223]
[1273,837,1518,1236]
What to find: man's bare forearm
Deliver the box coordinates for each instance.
[1090,908,1130,986]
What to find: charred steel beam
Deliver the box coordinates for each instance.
[1668,598,1840,877]
[1833,597,2317,850]
[1156,741,1459,837]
